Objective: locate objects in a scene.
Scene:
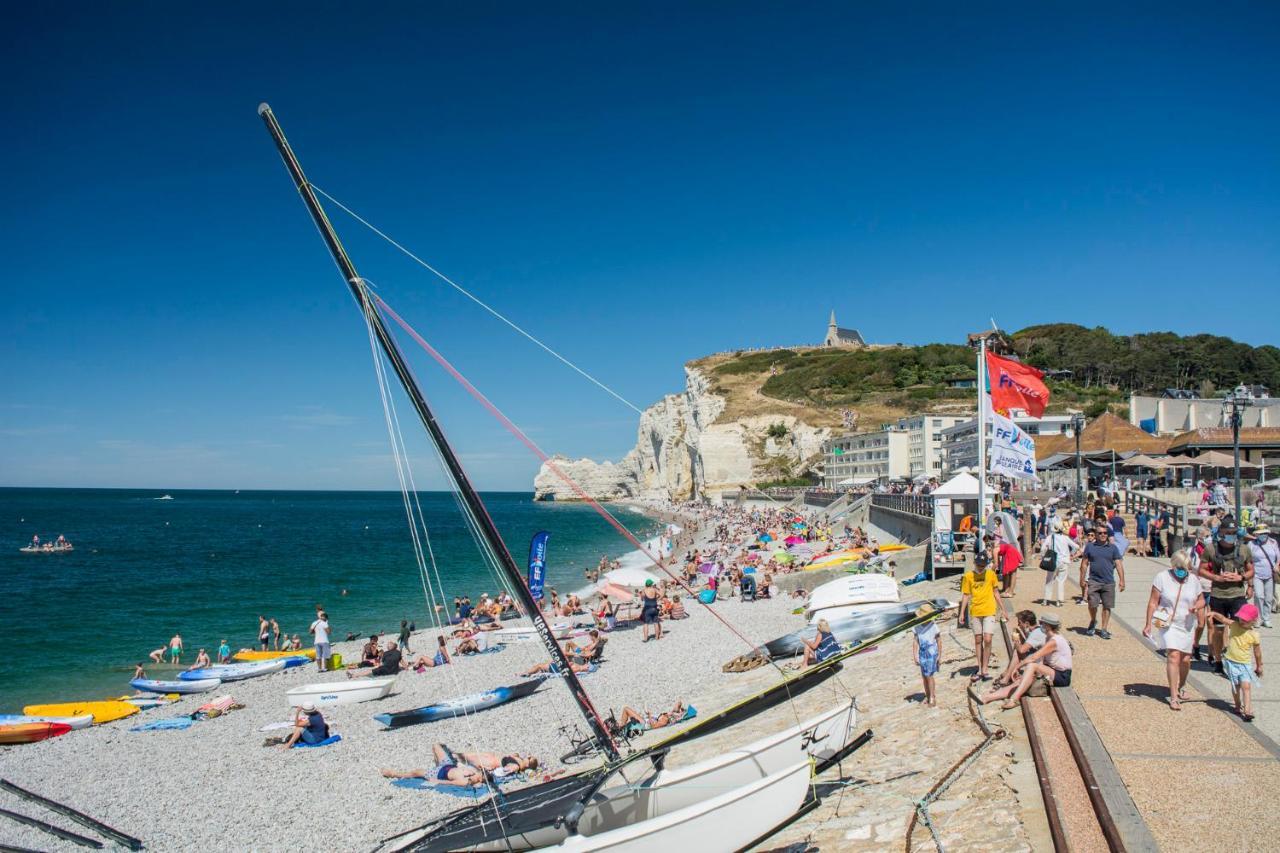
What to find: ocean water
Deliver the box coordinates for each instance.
[0,488,658,712]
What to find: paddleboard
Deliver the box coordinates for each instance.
[374,680,542,729]
[0,722,72,744]
[131,677,221,695]
[0,714,93,731]
[179,660,286,682]
[233,648,316,662]
[22,700,139,725]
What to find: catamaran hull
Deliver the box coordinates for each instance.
[555,760,812,852]
[763,598,952,660]
[471,701,856,851]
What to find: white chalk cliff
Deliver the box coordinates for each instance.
[534,367,831,501]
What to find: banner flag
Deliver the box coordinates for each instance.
[527,531,550,601]
[989,410,1039,481]
[985,352,1050,417]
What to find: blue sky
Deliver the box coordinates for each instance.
[3,3,1278,490]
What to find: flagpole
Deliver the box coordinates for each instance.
[977,336,987,552]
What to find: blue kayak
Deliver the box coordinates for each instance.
[131,678,221,695]
[178,660,286,682]
[374,680,541,729]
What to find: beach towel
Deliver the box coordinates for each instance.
[294,734,342,749]
[130,717,195,732]
[258,721,296,733]
[392,775,512,798]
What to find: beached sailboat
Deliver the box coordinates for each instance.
[803,572,900,623]
[259,103,938,852]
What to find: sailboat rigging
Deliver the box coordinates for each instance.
[259,102,943,852]
[257,102,619,762]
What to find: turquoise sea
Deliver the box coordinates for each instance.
[0,488,658,713]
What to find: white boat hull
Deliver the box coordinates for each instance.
[556,760,812,851]
[805,574,900,622]
[286,677,396,707]
[482,700,856,850]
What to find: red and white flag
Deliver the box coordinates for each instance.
[985,352,1050,417]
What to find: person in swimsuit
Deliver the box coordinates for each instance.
[271,618,282,651]
[258,616,271,652]
[640,579,663,642]
[148,645,166,665]
[617,701,687,733]
[388,744,540,778]
[187,648,211,671]
[380,744,485,786]
[519,641,594,676]
[349,641,403,678]
[412,636,451,671]
[168,633,183,664]
[359,635,382,667]
[133,662,147,679]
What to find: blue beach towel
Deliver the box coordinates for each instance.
[131,717,195,732]
[392,775,513,798]
[295,734,342,748]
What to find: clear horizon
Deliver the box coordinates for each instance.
[3,4,1278,491]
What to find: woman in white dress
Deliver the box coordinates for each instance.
[1039,519,1080,606]
[1142,549,1205,710]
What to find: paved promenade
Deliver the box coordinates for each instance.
[1004,551,1280,850]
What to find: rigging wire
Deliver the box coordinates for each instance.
[372,293,794,675]
[311,183,791,509]
[358,289,515,833]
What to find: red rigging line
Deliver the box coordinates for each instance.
[372,292,779,658]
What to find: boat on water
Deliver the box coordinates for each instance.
[259,103,938,852]
[804,573,901,624]
[154,494,174,500]
[19,534,74,554]
[287,677,396,708]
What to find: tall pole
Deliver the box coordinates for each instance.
[1073,413,1084,503]
[257,104,620,761]
[977,336,987,550]
[1231,396,1244,513]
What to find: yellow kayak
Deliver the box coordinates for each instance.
[22,700,139,725]
[233,648,316,662]
[878,543,911,553]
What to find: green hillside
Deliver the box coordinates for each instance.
[704,325,1278,423]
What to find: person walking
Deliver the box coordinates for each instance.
[959,552,1001,682]
[912,605,941,707]
[168,633,184,664]
[310,610,332,672]
[1209,602,1263,721]
[1248,524,1278,627]
[1079,525,1125,639]
[1134,507,1151,557]
[1143,550,1205,710]
[1199,521,1254,673]
[398,619,413,655]
[1039,520,1080,606]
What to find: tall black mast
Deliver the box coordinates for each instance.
[258,103,619,761]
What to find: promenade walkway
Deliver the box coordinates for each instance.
[1003,551,1280,850]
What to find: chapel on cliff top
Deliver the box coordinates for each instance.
[824,310,866,348]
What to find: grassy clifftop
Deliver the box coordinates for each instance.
[692,324,1278,429]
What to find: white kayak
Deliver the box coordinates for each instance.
[286,677,396,708]
[178,660,286,682]
[0,713,93,731]
[131,677,222,695]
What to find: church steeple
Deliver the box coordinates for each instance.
[829,309,837,330]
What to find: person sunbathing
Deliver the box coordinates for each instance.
[412,636,452,670]
[380,744,485,786]
[359,635,382,668]
[567,630,601,664]
[520,642,594,676]
[617,701,688,732]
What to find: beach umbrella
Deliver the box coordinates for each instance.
[603,565,662,588]
[595,581,635,603]
[758,533,773,543]
[785,535,806,545]
[774,553,795,564]
[697,562,719,575]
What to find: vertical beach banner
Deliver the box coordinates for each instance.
[527,531,550,601]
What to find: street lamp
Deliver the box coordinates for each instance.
[1071,412,1086,503]
[1223,391,1253,514]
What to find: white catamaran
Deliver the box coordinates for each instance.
[259,103,943,852]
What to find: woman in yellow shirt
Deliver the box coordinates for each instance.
[959,552,1002,682]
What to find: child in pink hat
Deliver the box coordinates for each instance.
[1210,602,1263,721]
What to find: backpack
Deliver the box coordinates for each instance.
[1039,535,1059,572]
